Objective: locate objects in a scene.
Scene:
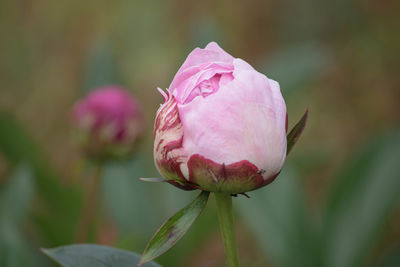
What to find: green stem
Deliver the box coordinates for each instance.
[75,164,103,243]
[215,193,240,267]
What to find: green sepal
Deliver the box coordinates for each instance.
[139,191,210,265]
[139,177,166,183]
[287,109,308,155]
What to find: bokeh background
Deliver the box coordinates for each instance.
[1,0,400,266]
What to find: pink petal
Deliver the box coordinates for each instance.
[177,63,287,180]
[169,42,234,94]
[172,62,234,104]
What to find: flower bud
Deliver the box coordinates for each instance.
[72,86,143,161]
[154,42,287,193]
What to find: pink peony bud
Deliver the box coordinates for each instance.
[154,42,287,193]
[72,86,143,161]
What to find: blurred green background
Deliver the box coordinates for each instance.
[1,0,399,266]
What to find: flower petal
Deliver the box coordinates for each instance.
[169,42,234,94]
[178,64,287,180]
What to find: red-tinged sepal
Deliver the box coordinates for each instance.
[187,154,279,194]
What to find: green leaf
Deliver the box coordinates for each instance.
[102,159,160,235]
[286,109,308,155]
[140,191,210,265]
[0,164,45,267]
[0,112,83,245]
[0,164,34,224]
[139,177,166,183]
[323,129,400,267]
[42,244,161,267]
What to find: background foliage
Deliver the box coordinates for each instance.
[0,0,399,266]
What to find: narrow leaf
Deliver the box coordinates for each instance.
[323,129,400,267]
[139,177,166,183]
[42,244,161,267]
[0,112,83,244]
[140,191,210,265]
[287,109,308,155]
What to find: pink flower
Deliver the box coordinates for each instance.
[154,42,287,193]
[72,86,143,160]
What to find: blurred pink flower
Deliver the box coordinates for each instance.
[72,86,143,160]
[154,42,287,193]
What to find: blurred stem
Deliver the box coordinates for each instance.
[75,163,103,243]
[215,193,240,267]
